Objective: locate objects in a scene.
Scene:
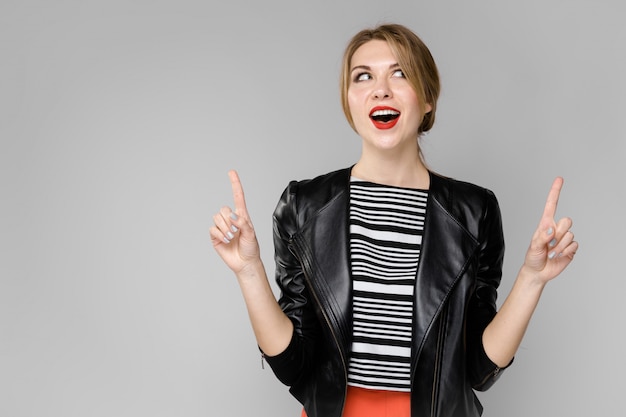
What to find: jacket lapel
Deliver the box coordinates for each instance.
[412,174,479,361]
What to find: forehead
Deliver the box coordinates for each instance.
[351,40,397,68]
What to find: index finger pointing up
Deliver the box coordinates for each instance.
[228,170,248,216]
[542,177,564,221]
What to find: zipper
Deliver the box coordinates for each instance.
[476,363,501,388]
[429,306,448,417]
[290,235,349,416]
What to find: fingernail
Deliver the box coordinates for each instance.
[549,238,557,248]
[548,251,556,259]
[546,227,554,235]
[223,237,230,244]
[230,212,238,221]
[231,225,239,233]
[226,231,234,240]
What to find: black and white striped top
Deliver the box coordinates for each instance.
[348,178,428,392]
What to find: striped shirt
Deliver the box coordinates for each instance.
[347,178,428,392]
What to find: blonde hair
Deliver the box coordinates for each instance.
[340,23,440,135]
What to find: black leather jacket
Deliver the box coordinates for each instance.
[264,167,510,417]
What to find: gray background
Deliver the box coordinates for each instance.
[1,1,624,416]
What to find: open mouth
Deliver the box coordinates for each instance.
[369,107,400,129]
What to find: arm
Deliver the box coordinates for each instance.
[210,170,293,356]
[482,177,578,367]
[264,181,323,386]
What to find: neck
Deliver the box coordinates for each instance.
[351,151,430,189]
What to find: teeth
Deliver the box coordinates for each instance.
[371,109,399,117]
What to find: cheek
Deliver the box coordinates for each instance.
[346,94,369,133]
[402,92,424,118]
[347,93,362,119]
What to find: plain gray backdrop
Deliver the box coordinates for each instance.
[1,1,624,416]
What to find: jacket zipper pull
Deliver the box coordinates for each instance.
[261,353,265,370]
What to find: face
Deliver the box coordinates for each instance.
[347,40,432,153]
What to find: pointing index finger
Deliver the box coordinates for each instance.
[228,170,248,216]
[542,177,564,221]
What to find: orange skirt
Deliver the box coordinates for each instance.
[301,386,410,417]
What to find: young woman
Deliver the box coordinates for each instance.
[210,23,577,417]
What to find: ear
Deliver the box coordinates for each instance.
[424,103,433,114]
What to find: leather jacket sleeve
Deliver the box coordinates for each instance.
[262,180,322,387]
[465,188,512,391]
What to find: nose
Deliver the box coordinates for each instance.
[372,78,392,100]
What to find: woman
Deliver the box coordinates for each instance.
[210,23,577,417]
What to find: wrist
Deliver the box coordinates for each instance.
[236,257,266,281]
[516,265,548,290]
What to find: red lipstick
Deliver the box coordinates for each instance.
[369,106,400,130]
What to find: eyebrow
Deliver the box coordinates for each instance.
[350,63,401,73]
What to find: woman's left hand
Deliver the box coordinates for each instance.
[522,177,578,284]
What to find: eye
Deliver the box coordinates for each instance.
[354,72,372,82]
[392,69,405,78]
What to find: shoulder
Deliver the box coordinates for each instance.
[273,167,351,231]
[429,173,502,236]
[289,167,351,195]
[280,167,351,208]
[430,172,499,210]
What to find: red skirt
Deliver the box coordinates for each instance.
[301,386,410,417]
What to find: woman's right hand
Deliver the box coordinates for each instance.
[210,170,261,274]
